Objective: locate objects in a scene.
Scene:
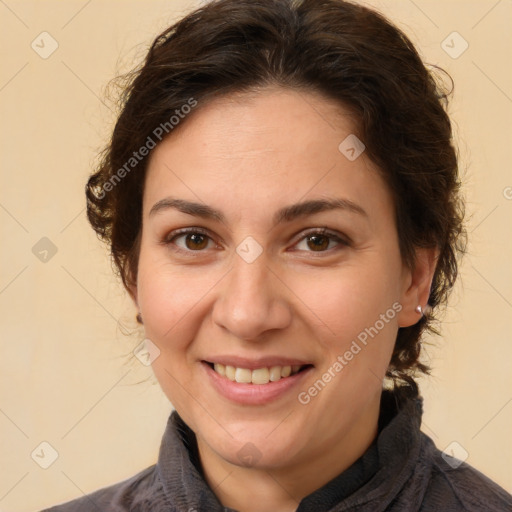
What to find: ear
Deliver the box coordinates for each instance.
[126,275,139,312]
[127,282,143,324]
[396,247,439,328]
[128,284,139,308]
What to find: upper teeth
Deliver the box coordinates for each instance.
[213,364,302,384]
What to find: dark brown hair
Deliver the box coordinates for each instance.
[86,0,466,389]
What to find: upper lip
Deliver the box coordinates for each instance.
[203,356,313,370]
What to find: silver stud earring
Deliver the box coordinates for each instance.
[415,305,423,315]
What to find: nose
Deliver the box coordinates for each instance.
[211,251,293,341]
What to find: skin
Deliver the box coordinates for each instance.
[131,87,436,512]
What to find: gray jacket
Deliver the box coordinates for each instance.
[41,388,512,511]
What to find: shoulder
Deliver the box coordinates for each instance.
[417,434,512,512]
[39,464,171,512]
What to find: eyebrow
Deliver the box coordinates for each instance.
[149,196,367,225]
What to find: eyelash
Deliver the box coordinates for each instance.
[162,227,350,256]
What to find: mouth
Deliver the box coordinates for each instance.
[204,361,312,385]
[201,359,314,405]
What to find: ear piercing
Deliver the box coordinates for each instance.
[415,305,423,316]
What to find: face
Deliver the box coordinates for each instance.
[134,88,419,471]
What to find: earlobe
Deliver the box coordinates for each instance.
[397,247,438,328]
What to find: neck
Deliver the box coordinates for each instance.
[196,396,381,512]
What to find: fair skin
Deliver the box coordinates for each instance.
[131,87,436,512]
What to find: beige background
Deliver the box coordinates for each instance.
[0,1,511,510]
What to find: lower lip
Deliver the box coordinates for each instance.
[202,362,313,405]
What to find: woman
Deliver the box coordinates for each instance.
[43,0,512,510]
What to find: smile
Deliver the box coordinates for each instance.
[202,359,314,405]
[209,363,308,384]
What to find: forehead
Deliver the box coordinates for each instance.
[143,88,393,224]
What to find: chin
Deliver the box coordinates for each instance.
[188,410,300,466]
[215,433,301,470]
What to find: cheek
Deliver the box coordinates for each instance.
[135,253,208,407]
[291,263,400,340]
[292,262,401,391]
[136,244,207,334]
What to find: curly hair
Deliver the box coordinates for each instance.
[86,0,466,389]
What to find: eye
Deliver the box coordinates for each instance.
[293,229,349,253]
[165,228,217,251]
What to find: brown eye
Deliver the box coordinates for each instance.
[306,234,330,251]
[184,233,209,250]
[167,230,215,252]
[294,229,349,253]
